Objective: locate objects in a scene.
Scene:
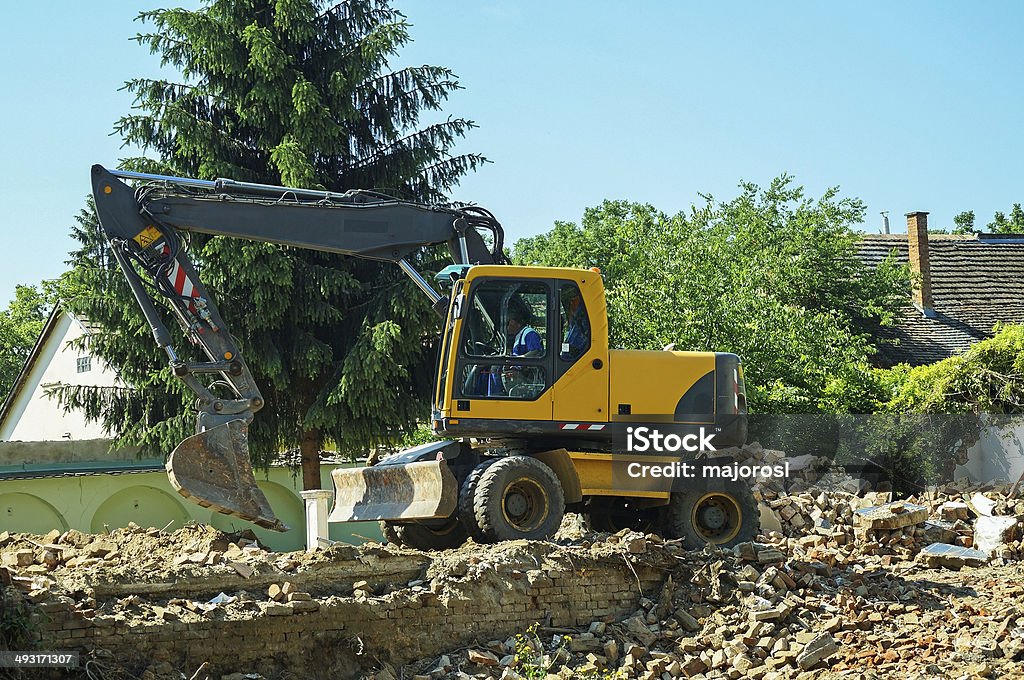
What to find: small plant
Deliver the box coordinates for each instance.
[0,586,39,661]
[509,623,625,680]
[511,623,548,680]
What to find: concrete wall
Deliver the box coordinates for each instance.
[0,463,382,551]
[0,438,138,466]
[1,313,119,441]
[956,416,1024,485]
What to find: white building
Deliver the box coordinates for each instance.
[0,308,119,441]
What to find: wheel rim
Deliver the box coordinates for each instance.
[501,476,549,532]
[690,492,742,544]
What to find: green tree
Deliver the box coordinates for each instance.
[0,285,53,403]
[988,203,1024,234]
[54,0,484,490]
[885,324,1024,414]
[952,210,976,234]
[514,177,909,414]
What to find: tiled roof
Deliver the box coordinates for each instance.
[857,234,1024,366]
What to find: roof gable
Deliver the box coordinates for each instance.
[0,307,121,440]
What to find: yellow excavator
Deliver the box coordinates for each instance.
[91,165,757,550]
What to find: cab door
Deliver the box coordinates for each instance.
[550,277,609,424]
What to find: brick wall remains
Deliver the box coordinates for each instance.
[30,540,669,679]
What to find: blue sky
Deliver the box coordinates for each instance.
[1,1,1022,306]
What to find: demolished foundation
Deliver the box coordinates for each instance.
[3,446,1024,679]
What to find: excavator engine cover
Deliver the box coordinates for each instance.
[330,457,459,523]
[166,419,288,532]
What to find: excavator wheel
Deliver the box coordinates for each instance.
[468,456,564,542]
[587,497,664,534]
[380,517,468,551]
[664,480,759,549]
[458,458,499,543]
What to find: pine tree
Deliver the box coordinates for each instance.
[55,0,485,490]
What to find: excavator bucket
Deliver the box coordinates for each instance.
[166,419,289,532]
[329,459,458,522]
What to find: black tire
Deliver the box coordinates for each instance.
[587,497,664,534]
[380,517,468,551]
[458,458,498,543]
[664,480,759,549]
[380,521,401,545]
[471,456,564,542]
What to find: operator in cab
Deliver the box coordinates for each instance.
[488,303,543,396]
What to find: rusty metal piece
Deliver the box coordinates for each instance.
[166,419,288,532]
[329,459,458,522]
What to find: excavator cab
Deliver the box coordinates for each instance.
[433,265,609,432]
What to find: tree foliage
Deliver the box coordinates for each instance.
[952,210,976,235]
[0,285,53,403]
[988,203,1024,234]
[514,177,910,413]
[951,204,1024,235]
[884,324,1024,414]
[54,0,483,486]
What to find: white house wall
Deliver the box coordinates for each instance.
[1,313,120,441]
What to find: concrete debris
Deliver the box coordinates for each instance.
[855,501,929,529]
[967,491,998,517]
[228,561,254,578]
[263,602,292,616]
[919,543,989,568]
[795,633,838,670]
[974,516,1020,556]
[467,649,500,666]
[940,501,971,521]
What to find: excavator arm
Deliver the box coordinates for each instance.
[90,165,505,531]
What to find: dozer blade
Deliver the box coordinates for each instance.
[166,419,289,532]
[329,459,458,522]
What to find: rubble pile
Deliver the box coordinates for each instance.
[731,444,1024,569]
[0,522,304,587]
[385,531,1024,680]
[2,515,1024,678]
[0,522,328,666]
[2,445,1024,679]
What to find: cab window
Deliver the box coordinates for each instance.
[558,282,590,367]
[459,279,550,400]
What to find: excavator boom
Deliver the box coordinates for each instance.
[90,165,505,531]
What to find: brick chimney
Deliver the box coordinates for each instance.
[905,211,933,314]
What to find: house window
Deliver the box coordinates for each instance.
[76,357,91,373]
